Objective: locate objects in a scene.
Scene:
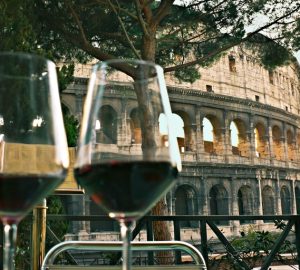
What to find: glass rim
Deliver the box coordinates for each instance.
[0,51,55,65]
[93,58,163,73]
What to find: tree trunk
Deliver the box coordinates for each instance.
[151,198,174,264]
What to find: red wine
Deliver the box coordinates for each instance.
[74,161,177,220]
[0,171,66,224]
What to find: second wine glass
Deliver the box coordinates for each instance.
[74,59,181,270]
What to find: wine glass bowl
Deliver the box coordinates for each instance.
[0,52,69,269]
[74,59,181,270]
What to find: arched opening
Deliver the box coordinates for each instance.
[174,111,192,152]
[287,129,295,161]
[159,113,185,152]
[203,116,222,155]
[254,123,267,158]
[230,121,239,155]
[97,105,117,144]
[175,185,198,227]
[230,119,249,157]
[90,200,117,232]
[262,185,275,222]
[280,186,291,214]
[130,108,141,144]
[295,186,300,214]
[272,125,283,160]
[238,185,254,224]
[209,185,229,225]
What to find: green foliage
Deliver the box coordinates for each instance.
[63,114,79,147]
[1,0,297,83]
[57,64,75,92]
[46,196,69,244]
[217,226,296,269]
[174,66,201,83]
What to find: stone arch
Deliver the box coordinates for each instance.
[96,105,118,144]
[130,108,141,144]
[254,122,268,158]
[280,185,291,214]
[203,115,223,155]
[174,110,192,152]
[175,185,198,227]
[230,118,249,157]
[286,129,295,161]
[272,125,283,160]
[209,184,229,225]
[295,186,300,214]
[262,185,275,221]
[237,185,254,224]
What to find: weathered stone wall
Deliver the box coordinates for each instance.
[60,47,300,240]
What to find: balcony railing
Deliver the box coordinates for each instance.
[44,214,300,270]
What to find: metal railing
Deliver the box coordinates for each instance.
[44,214,300,270]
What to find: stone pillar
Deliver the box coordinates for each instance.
[257,174,263,215]
[292,180,297,214]
[222,110,232,162]
[117,112,131,147]
[230,177,239,235]
[200,176,209,215]
[256,173,264,226]
[282,123,288,163]
[275,173,281,214]
[267,119,274,162]
[248,115,256,164]
[195,107,205,160]
[189,123,198,152]
[75,92,84,119]
[85,196,91,233]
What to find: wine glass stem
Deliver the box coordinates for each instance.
[3,223,17,270]
[120,220,135,270]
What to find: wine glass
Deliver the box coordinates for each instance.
[74,59,181,270]
[0,52,69,270]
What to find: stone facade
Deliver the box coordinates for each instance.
[60,46,300,241]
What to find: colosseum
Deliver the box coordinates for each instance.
[60,45,300,241]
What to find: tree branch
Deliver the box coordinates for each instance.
[107,0,141,59]
[64,0,88,46]
[95,0,138,21]
[151,0,175,28]
[134,0,150,37]
[164,2,300,73]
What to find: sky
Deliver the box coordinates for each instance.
[173,1,300,64]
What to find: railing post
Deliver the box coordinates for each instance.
[295,217,300,269]
[173,220,181,264]
[146,220,154,265]
[31,199,47,270]
[200,220,209,267]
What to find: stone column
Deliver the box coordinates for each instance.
[189,123,198,152]
[195,106,205,160]
[267,119,275,163]
[200,176,209,215]
[256,172,264,226]
[282,123,288,162]
[230,177,240,235]
[248,114,256,164]
[222,110,232,162]
[292,180,297,214]
[75,91,84,119]
[275,173,281,214]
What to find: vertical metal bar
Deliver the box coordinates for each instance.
[260,219,294,270]
[295,217,300,270]
[173,220,181,264]
[207,220,251,270]
[200,220,209,267]
[31,199,47,270]
[146,220,154,265]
